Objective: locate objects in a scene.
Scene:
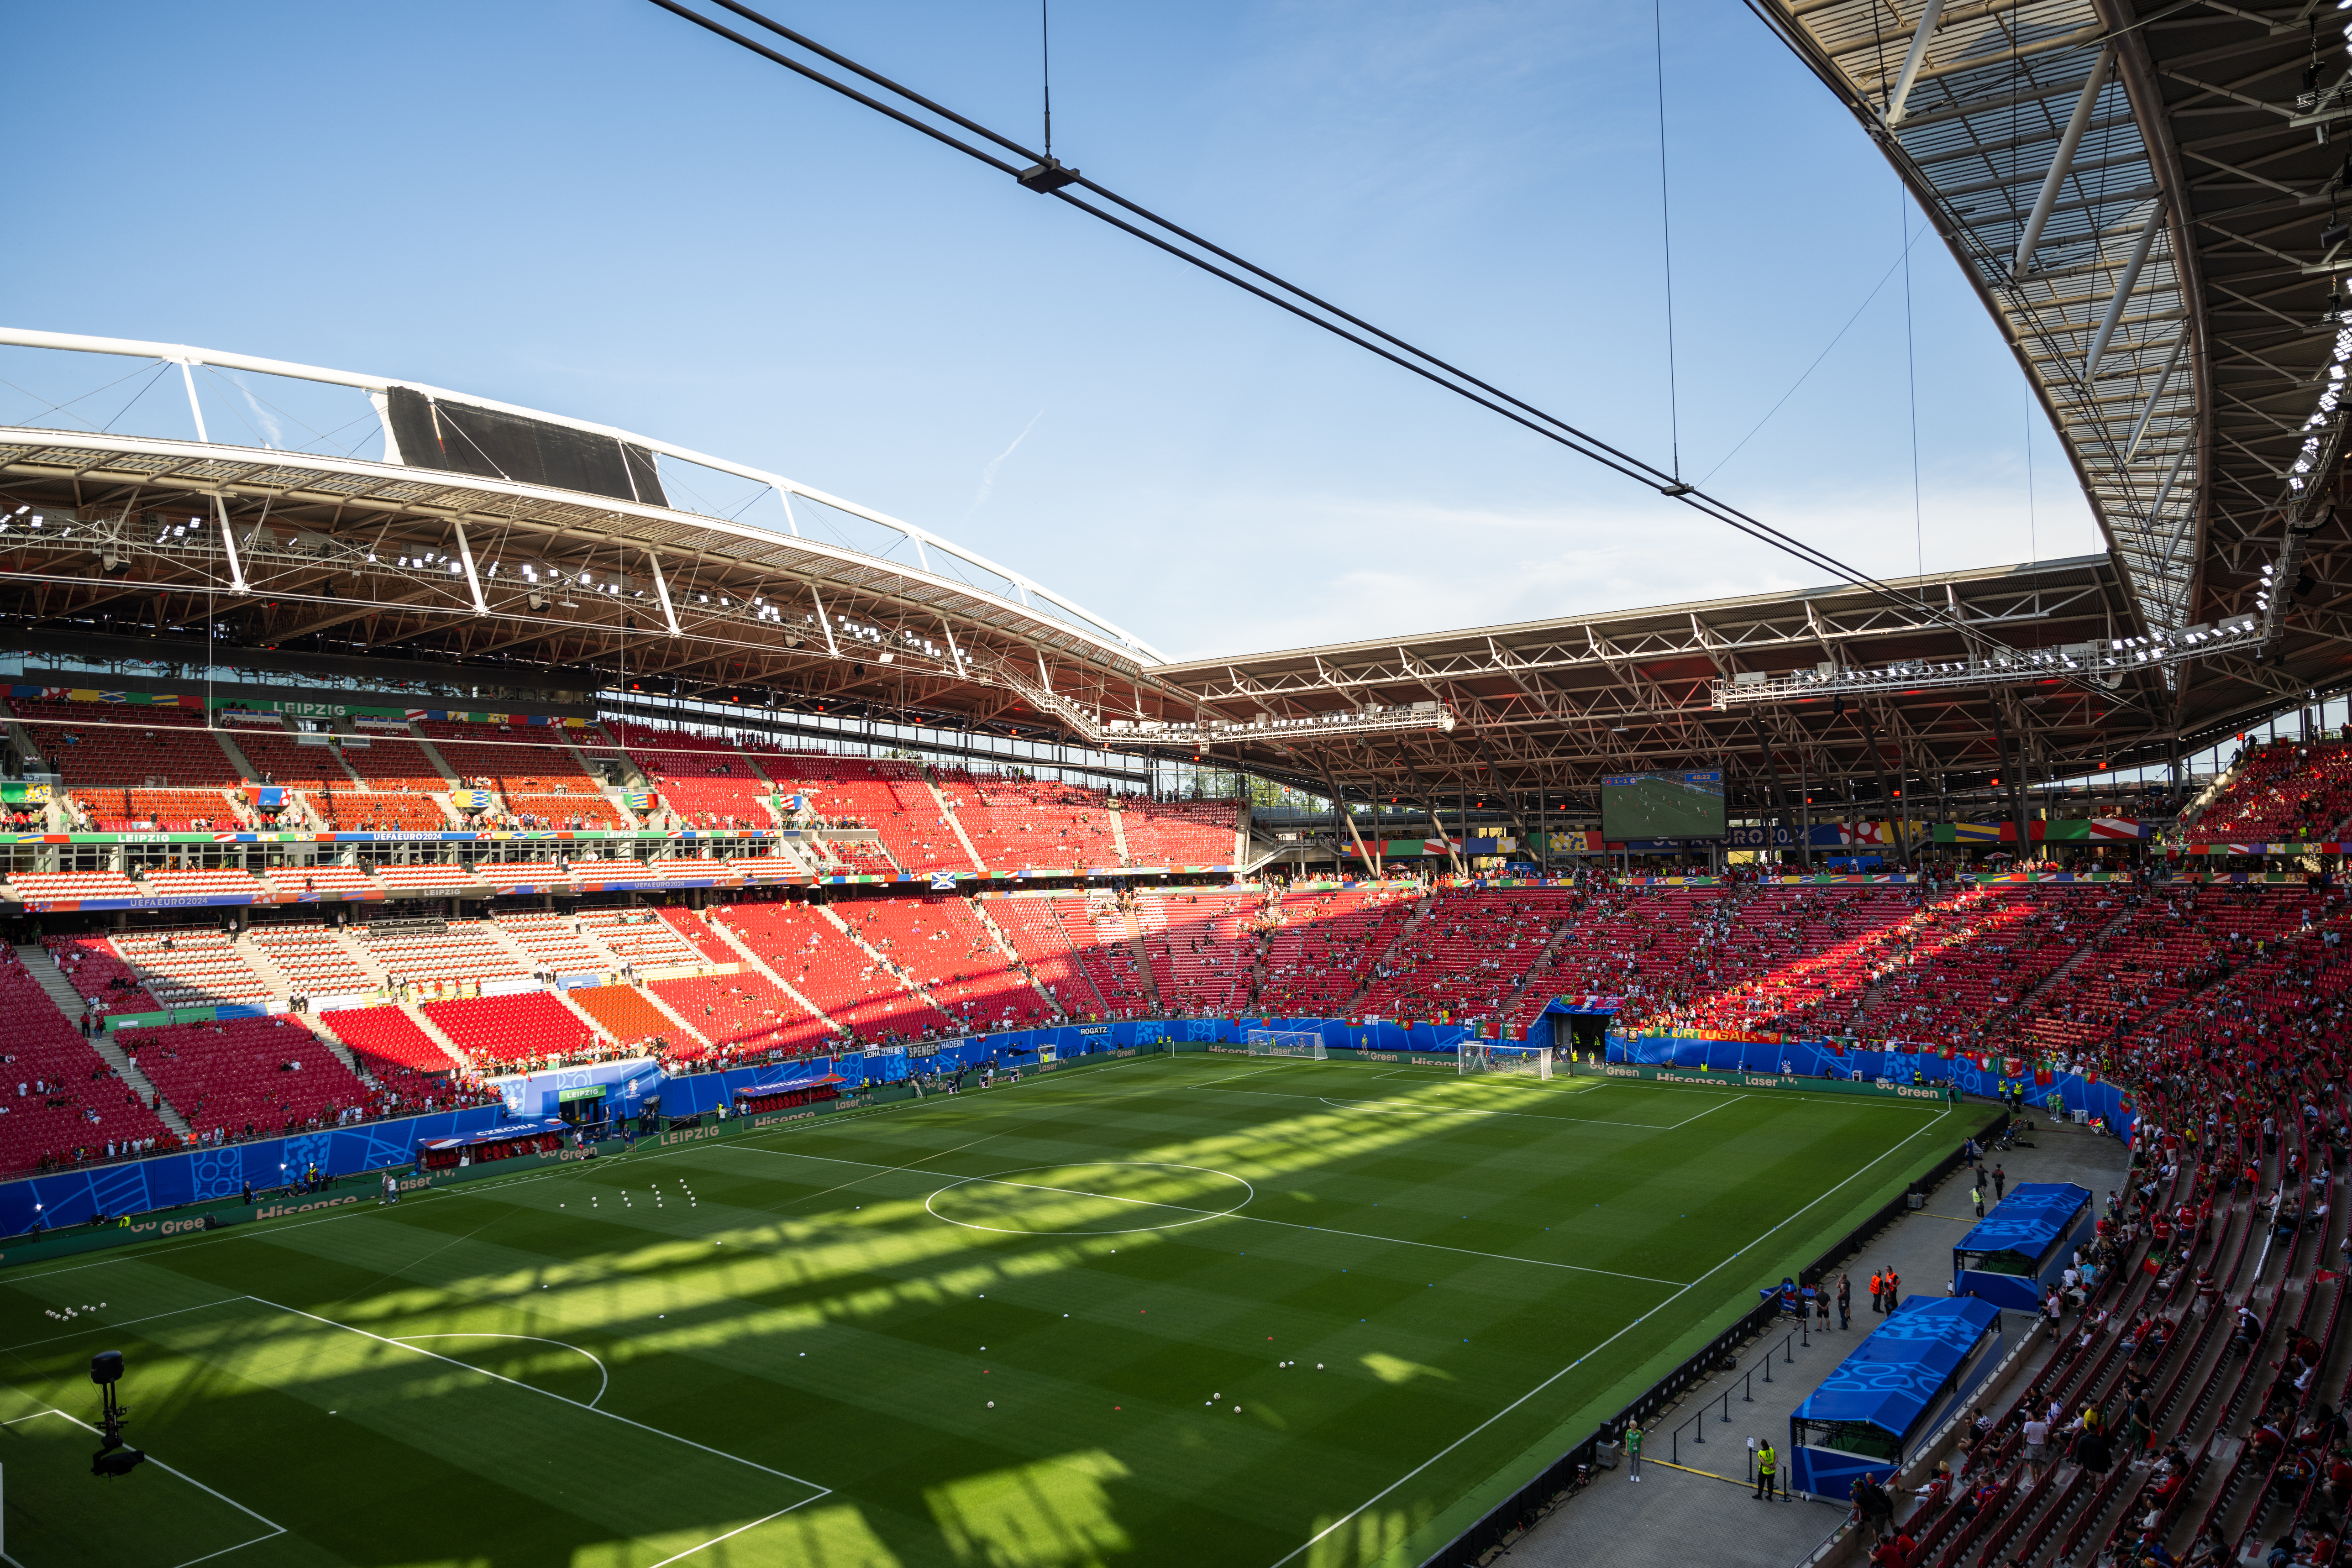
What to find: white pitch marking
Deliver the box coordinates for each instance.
[246,1296,830,1495]
[925,1163,1257,1236]
[0,1297,248,1358]
[1199,1081,1679,1130]
[1264,1102,1961,1568]
[1667,1095,1748,1130]
[0,1408,287,1568]
[391,1332,612,1409]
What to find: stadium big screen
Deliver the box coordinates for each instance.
[1601,771,1726,841]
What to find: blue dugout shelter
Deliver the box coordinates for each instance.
[1788,1296,2005,1499]
[1952,1182,2095,1310]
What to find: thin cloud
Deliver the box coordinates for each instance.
[960,409,1043,526]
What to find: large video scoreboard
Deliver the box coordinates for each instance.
[1600,771,1726,841]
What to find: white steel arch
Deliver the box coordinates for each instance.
[0,327,1166,665]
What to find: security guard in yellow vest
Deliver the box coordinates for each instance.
[1754,1438,1779,1499]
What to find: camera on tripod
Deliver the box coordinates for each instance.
[89,1350,145,1479]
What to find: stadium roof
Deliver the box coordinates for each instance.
[1750,0,2352,745]
[5,240,2349,817]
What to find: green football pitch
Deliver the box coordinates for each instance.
[0,1053,1968,1568]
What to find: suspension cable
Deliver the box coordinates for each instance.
[644,0,2014,646]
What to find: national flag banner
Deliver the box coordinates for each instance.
[244,785,286,809]
[2034,1067,2054,1086]
[2088,817,2142,839]
[2004,1057,2023,1077]
[2317,1269,2343,1284]
[622,789,655,810]
[1951,822,2002,843]
[929,871,959,892]
[450,788,492,811]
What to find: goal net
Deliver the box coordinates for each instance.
[1246,1029,1327,1059]
[1460,1044,1552,1080]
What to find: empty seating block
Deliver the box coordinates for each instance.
[8,870,143,902]
[1119,801,1239,865]
[340,729,450,791]
[419,721,628,829]
[368,862,483,892]
[935,771,1119,871]
[494,911,608,974]
[569,984,691,1049]
[820,839,897,871]
[990,897,1102,1015]
[1137,890,1262,1013]
[422,991,598,1069]
[113,928,269,1008]
[651,973,827,1058]
[718,901,950,1042]
[226,724,376,828]
[18,701,242,830]
[137,869,266,900]
[579,909,703,968]
[324,1004,457,1074]
[0,947,173,1172]
[309,790,452,832]
[764,756,970,872]
[331,729,459,830]
[839,896,1051,1030]
[475,861,576,894]
[655,906,743,965]
[249,924,374,994]
[122,1016,373,1139]
[365,921,524,987]
[1047,896,1154,1015]
[42,934,158,1015]
[609,721,777,828]
[221,723,352,792]
[261,865,378,897]
[1257,889,1412,1016]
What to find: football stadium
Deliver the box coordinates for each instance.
[7,2,2352,1566]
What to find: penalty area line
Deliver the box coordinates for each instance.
[0,1408,288,1568]
[246,1295,831,1497]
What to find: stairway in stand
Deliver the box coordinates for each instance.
[923,767,990,873]
[399,1002,473,1071]
[16,946,200,1138]
[299,1016,380,1088]
[1118,902,1163,1012]
[1344,892,1432,1013]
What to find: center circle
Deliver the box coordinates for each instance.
[925,1161,1255,1236]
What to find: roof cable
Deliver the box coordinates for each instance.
[646,0,2037,655]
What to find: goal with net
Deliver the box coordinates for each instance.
[1460,1044,1552,1080]
[1245,1029,1327,1059]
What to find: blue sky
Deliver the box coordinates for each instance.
[8,0,2098,660]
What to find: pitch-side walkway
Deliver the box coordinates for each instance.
[1502,1113,2132,1568]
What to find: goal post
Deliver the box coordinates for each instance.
[1460,1044,1552,1080]
[1245,1029,1327,1059]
